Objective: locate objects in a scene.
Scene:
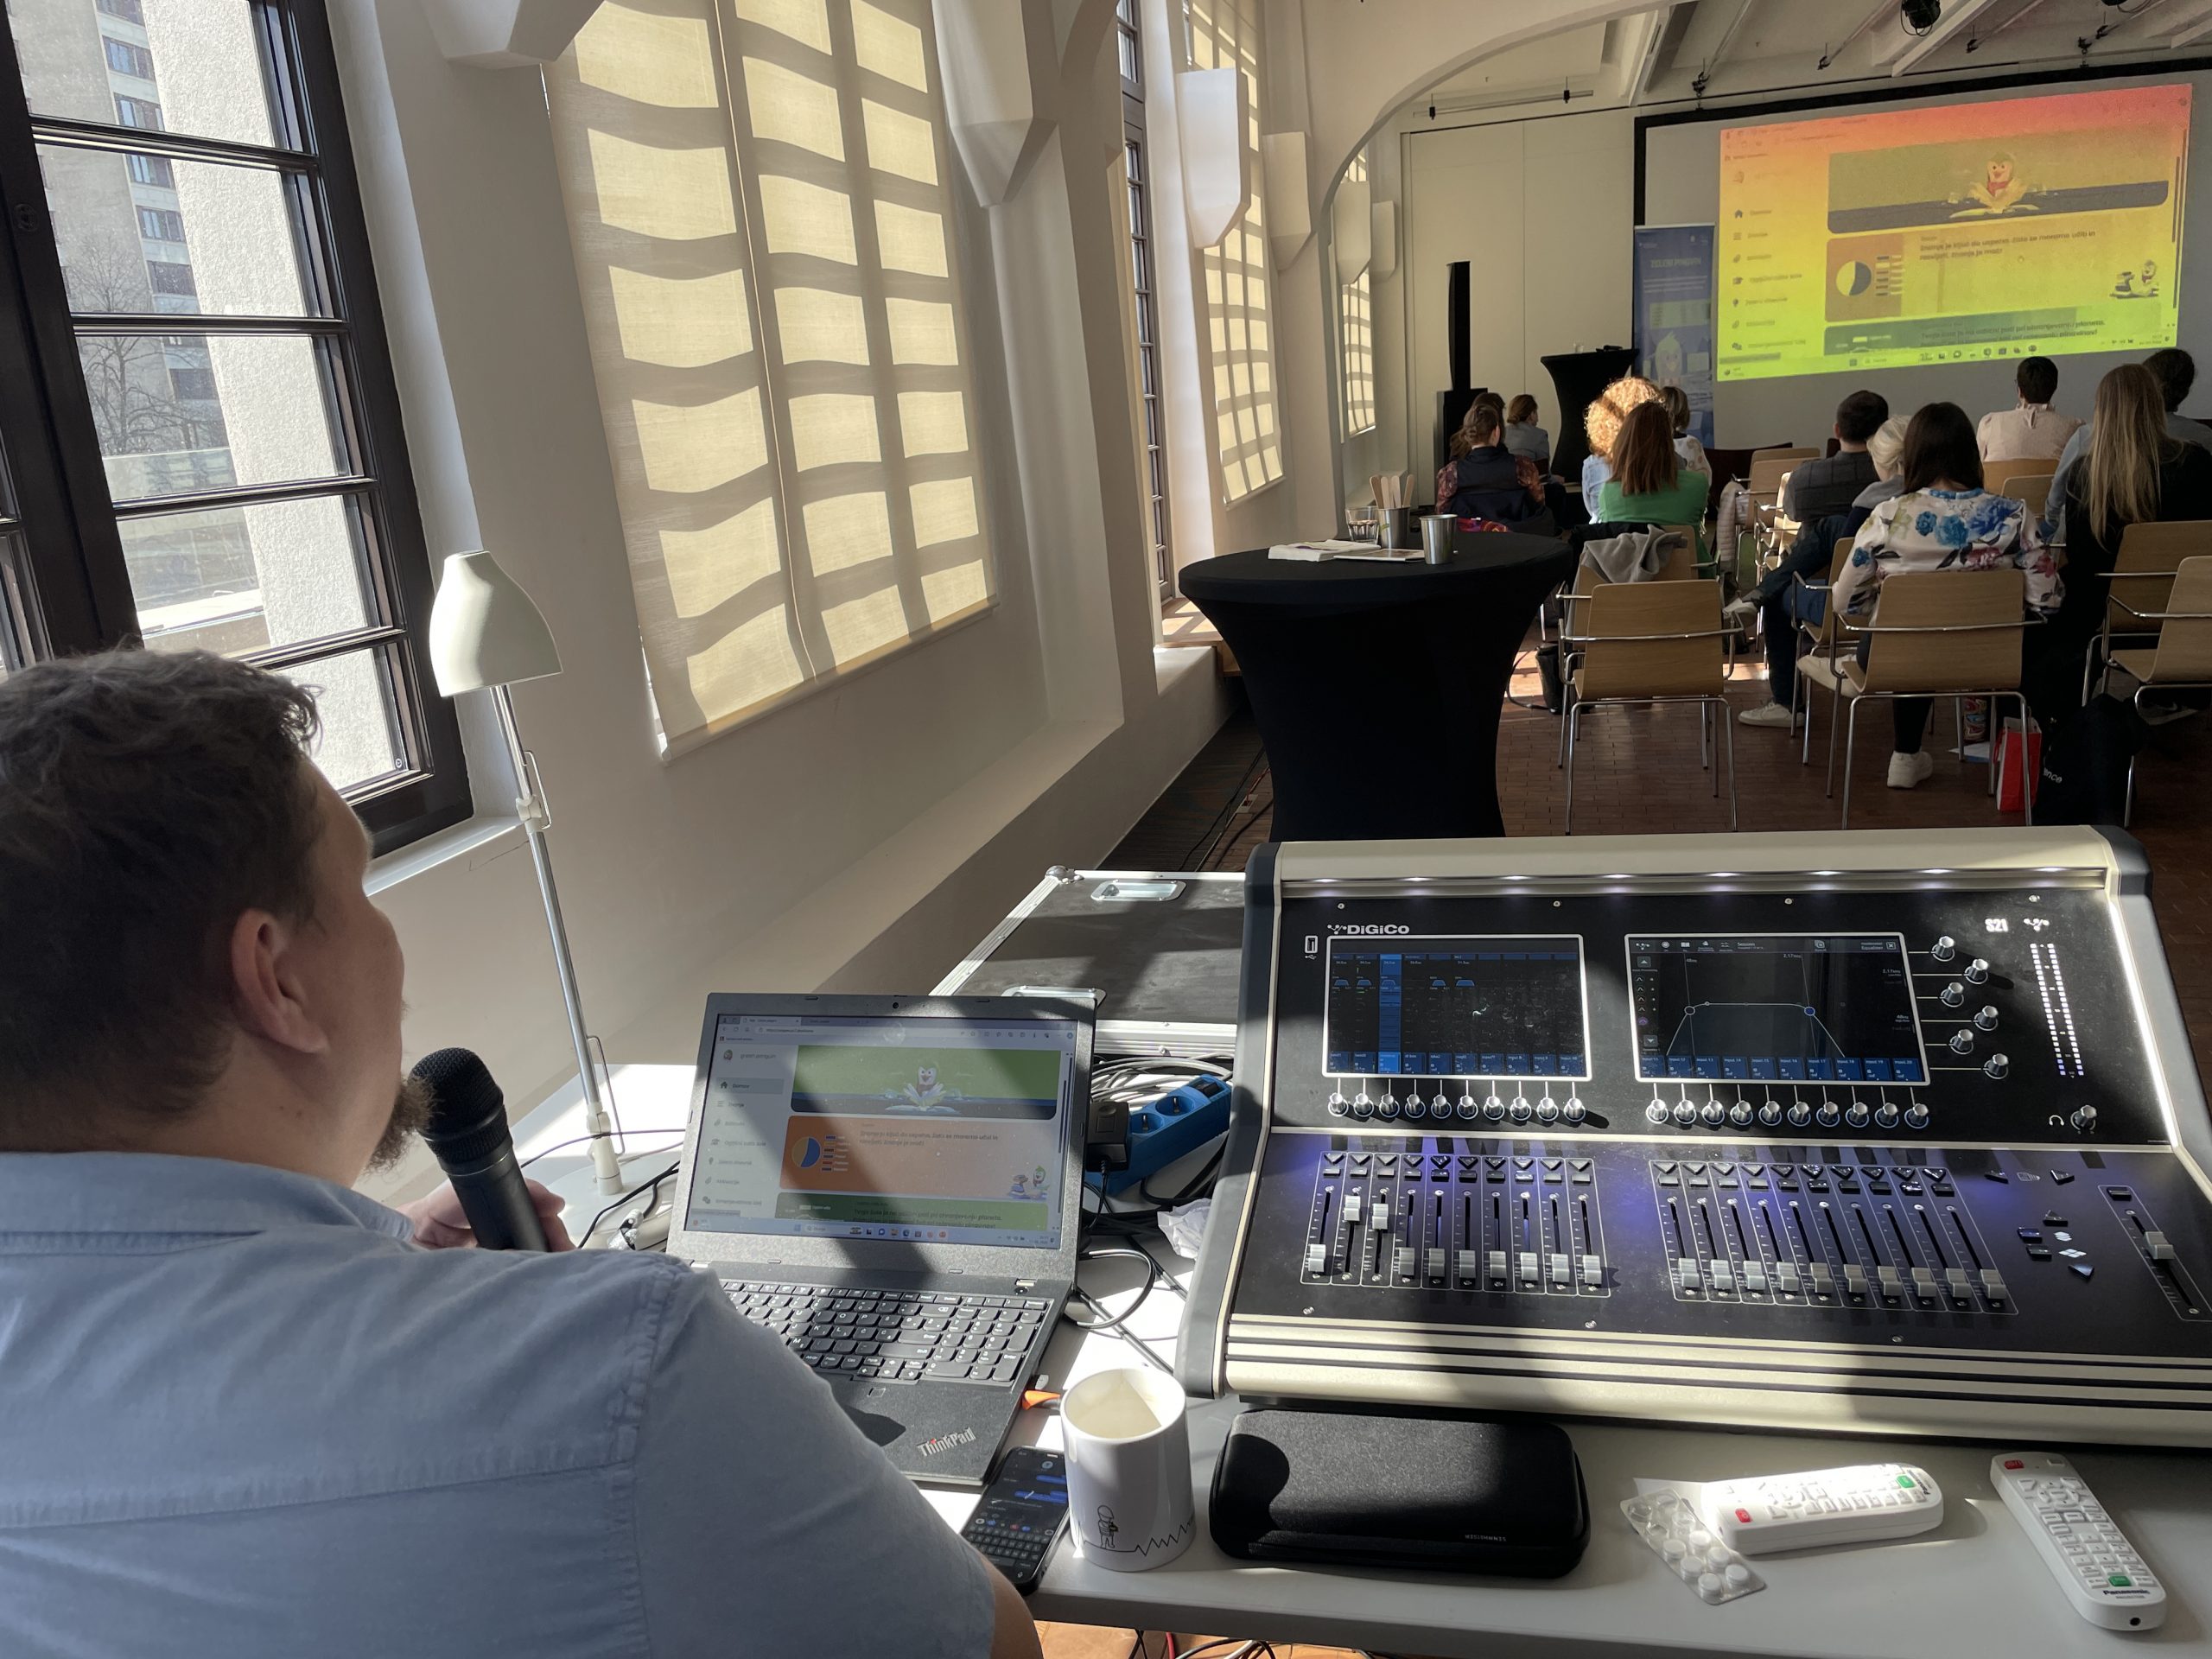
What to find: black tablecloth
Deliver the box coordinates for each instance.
[1180,532,1576,841]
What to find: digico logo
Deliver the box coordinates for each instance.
[1329,924,1410,935]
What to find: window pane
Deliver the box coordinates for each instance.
[40,144,311,317]
[280,646,407,792]
[9,0,281,150]
[124,492,374,655]
[79,331,346,501]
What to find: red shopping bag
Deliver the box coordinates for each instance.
[1998,717,2042,813]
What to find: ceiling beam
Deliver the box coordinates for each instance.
[1876,0,2006,74]
[2169,0,2212,46]
[1818,2,1894,69]
[1704,0,1759,69]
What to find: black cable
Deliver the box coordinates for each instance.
[580,1166,674,1248]
[1138,1141,1224,1211]
[1198,768,1272,872]
[1180,738,1269,868]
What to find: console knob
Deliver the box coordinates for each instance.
[1758,1100,1783,1127]
[1562,1096,1587,1124]
[1508,1096,1534,1125]
[1729,1101,1754,1128]
[1700,1099,1726,1127]
[1815,1101,1841,1128]
[1402,1093,1427,1120]
[1787,1102,1813,1128]
[1456,1093,1478,1122]
[1904,1103,1929,1129]
[1672,1099,1698,1127]
[1646,1100,1671,1125]
[1965,957,1991,984]
[2072,1104,2098,1133]
[1376,1090,1401,1120]
[1974,1005,1999,1032]
[1984,1052,2010,1080]
[1931,936,1956,963]
[1874,1103,1900,1129]
[1432,1090,1452,1119]
[1948,1028,1975,1055]
[1845,1102,1871,1128]
[1325,1090,1349,1116]
[1484,1095,1507,1122]
[1535,1096,1560,1124]
[1940,981,1966,1007]
[1351,1090,1375,1121]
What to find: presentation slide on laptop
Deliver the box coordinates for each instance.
[683,1014,1076,1249]
[1718,83,2187,380]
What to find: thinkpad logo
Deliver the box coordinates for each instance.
[1330,924,1409,936]
[917,1427,976,1459]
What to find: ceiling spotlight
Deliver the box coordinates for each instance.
[1900,0,1941,35]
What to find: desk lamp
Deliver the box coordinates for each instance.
[428,550,625,1197]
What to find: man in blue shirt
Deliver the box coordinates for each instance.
[0,652,1039,1659]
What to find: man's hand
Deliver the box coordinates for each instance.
[398,1180,575,1250]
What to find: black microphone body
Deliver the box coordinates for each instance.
[412,1047,550,1251]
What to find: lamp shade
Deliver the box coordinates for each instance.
[429,550,562,695]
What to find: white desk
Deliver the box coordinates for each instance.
[527,1065,2212,1656]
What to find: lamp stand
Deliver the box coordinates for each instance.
[490,683,626,1197]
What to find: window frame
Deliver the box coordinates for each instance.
[0,0,467,855]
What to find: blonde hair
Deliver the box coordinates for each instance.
[1614,402,1680,497]
[1449,399,1503,460]
[1660,384,1692,436]
[1866,416,1907,480]
[2084,364,2171,545]
[1585,376,1662,463]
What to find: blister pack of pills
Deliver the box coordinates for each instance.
[1621,1489,1766,1604]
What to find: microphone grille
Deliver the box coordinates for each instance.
[411,1047,510,1164]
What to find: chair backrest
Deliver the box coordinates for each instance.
[1750,445,1818,469]
[1747,457,1798,498]
[2108,519,2212,630]
[2146,556,2212,683]
[1801,532,1857,650]
[1580,579,1724,699]
[1987,462,2056,505]
[1860,569,2025,695]
[1659,527,1700,580]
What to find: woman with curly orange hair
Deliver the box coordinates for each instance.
[1581,374,1664,519]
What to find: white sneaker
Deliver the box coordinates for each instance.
[1886,750,1936,789]
[1738,701,1795,729]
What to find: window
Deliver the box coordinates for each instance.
[1183,0,1280,501]
[1115,0,1141,91]
[1115,0,1169,598]
[547,0,995,753]
[1338,154,1374,435]
[0,1,468,852]
[102,35,152,78]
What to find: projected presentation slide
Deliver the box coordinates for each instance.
[1718,84,2189,381]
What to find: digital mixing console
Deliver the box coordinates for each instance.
[1179,830,2212,1446]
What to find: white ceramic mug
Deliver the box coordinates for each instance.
[1061,1367,1197,1572]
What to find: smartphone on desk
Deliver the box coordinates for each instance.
[959,1447,1070,1593]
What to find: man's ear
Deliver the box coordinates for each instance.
[227,908,329,1057]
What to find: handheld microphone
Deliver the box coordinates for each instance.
[411,1047,550,1251]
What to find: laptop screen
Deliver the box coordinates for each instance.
[677,1011,1080,1250]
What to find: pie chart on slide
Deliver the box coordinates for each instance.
[798,1136,823,1168]
[1836,260,1873,297]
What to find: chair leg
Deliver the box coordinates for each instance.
[1840,697,1861,830]
[1993,702,2008,813]
[1987,696,2000,798]
[2018,694,2034,827]
[1564,702,1581,834]
[1954,697,1966,771]
[1825,691,1844,798]
[1557,675,1573,768]
[1700,701,1711,772]
[1719,699,1738,831]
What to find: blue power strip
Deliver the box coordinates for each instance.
[1085,1075,1231,1197]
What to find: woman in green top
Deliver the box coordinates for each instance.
[1595,400,1711,556]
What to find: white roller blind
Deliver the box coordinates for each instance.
[548,0,994,751]
[1184,0,1279,502]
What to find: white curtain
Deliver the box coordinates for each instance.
[548,0,995,751]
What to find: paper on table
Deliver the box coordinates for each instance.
[1268,539,1420,562]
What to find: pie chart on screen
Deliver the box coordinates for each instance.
[798,1137,823,1168]
[1835,261,1873,298]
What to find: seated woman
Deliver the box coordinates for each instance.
[1661,384,1709,478]
[1595,402,1711,556]
[1834,402,2063,790]
[1503,393,1549,467]
[2036,362,2212,724]
[1581,375,1664,519]
[1435,401,1554,532]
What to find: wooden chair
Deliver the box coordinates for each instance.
[1987,461,2057,506]
[2102,556,2212,823]
[2088,520,2212,701]
[1561,579,1737,833]
[1830,569,2036,829]
[1783,529,1858,763]
[1555,529,1699,766]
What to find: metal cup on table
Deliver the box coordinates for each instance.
[1378,505,1411,550]
[1421,514,1454,563]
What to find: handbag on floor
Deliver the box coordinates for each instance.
[2033,698,2147,825]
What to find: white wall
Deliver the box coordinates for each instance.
[1644,68,2212,448]
[330,0,1229,1198]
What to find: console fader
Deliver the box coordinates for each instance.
[1180,830,2212,1446]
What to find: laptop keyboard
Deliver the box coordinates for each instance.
[721,1281,1051,1387]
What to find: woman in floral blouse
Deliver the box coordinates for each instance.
[1833,402,2063,791]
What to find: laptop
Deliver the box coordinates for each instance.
[668,993,1093,1487]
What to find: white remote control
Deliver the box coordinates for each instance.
[1992,1452,2165,1631]
[1701,1463,1942,1554]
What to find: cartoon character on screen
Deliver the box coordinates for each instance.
[890,1064,957,1114]
[1952,150,2036,217]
